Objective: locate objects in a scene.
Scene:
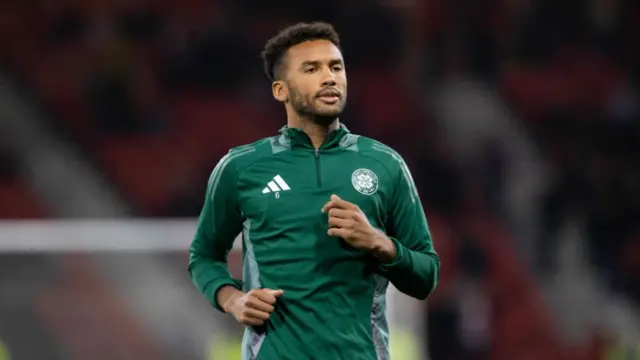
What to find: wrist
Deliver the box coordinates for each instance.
[217,285,243,313]
[371,232,397,263]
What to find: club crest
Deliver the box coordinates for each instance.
[351,168,378,195]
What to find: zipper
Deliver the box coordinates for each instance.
[314,149,322,187]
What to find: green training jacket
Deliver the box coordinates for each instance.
[189,125,440,360]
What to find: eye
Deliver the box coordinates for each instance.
[304,67,317,74]
[332,65,343,72]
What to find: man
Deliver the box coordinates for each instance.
[189,22,440,360]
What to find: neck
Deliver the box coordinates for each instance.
[287,113,340,149]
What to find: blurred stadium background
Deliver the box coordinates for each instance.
[0,0,639,359]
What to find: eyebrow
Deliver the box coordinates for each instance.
[299,59,344,68]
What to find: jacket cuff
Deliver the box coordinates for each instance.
[378,236,406,269]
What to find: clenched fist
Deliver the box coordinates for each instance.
[322,194,397,262]
[221,287,284,326]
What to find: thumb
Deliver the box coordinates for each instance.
[331,194,341,201]
[264,289,284,297]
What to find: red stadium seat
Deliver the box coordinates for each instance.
[172,93,278,164]
[467,216,569,360]
[501,65,578,121]
[425,214,460,306]
[97,135,181,214]
[0,178,48,218]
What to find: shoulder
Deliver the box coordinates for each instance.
[355,136,420,201]
[213,136,281,174]
[355,136,408,174]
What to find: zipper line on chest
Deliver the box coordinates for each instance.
[314,149,322,187]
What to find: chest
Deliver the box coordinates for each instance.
[238,151,392,234]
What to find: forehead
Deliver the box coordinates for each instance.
[285,39,343,65]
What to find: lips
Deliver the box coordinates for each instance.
[317,89,341,105]
[317,89,340,99]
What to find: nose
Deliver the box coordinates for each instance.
[321,70,336,87]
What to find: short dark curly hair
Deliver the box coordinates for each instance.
[261,22,341,81]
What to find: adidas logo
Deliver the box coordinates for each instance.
[262,175,291,194]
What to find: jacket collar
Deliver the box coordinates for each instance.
[279,123,350,150]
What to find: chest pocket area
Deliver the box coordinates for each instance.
[242,183,326,238]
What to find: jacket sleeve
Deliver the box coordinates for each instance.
[189,154,244,311]
[378,156,440,300]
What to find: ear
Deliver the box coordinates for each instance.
[272,80,288,103]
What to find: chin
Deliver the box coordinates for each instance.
[315,110,342,118]
[314,105,344,118]
[313,113,341,124]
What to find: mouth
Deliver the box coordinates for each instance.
[317,90,341,104]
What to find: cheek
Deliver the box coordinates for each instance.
[289,82,313,99]
[300,88,317,102]
[337,76,347,90]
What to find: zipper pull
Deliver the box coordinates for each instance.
[315,149,319,158]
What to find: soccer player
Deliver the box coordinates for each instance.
[189,22,440,360]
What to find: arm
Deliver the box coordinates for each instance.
[376,158,440,300]
[188,153,244,311]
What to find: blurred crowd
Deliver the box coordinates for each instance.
[420,0,640,309]
[0,0,639,359]
[493,1,640,305]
